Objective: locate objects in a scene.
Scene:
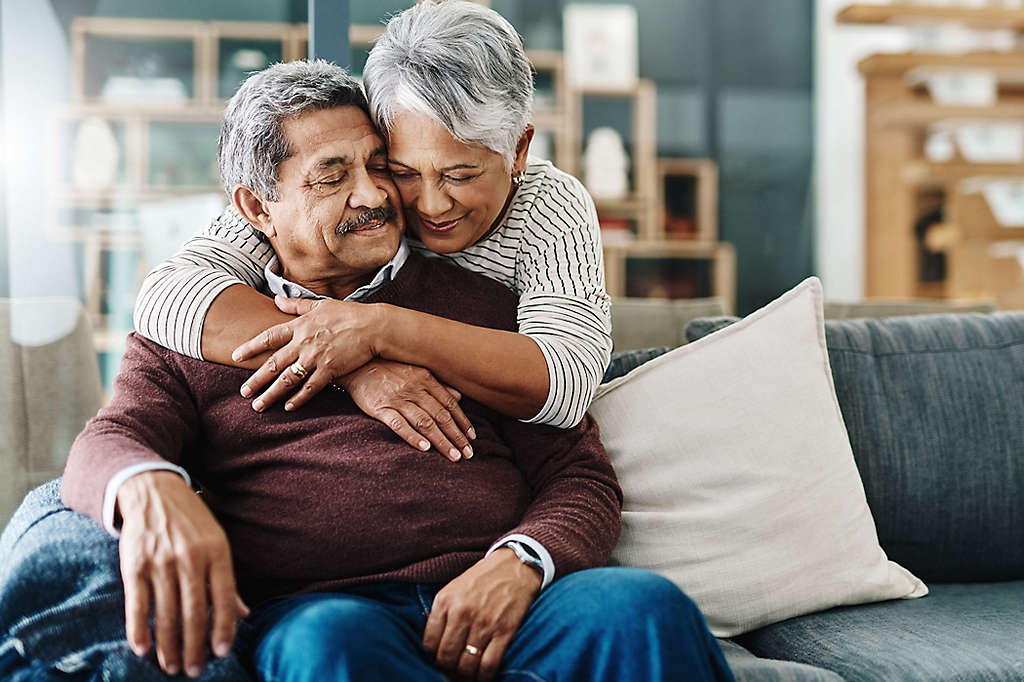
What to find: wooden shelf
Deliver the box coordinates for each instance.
[602,241,735,310]
[871,102,1024,127]
[838,3,1024,30]
[594,197,652,214]
[859,51,1024,76]
[62,15,735,324]
[350,24,384,47]
[902,160,1024,187]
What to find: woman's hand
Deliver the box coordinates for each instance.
[341,360,477,461]
[233,296,380,411]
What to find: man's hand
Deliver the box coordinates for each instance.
[341,359,476,461]
[233,297,381,412]
[424,549,542,682]
[116,471,249,678]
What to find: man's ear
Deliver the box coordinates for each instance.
[512,124,535,176]
[232,185,276,238]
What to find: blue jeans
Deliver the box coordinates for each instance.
[0,480,252,681]
[248,570,734,682]
[2,481,733,681]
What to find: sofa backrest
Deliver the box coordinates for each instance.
[686,312,1024,583]
[611,297,729,351]
[0,299,104,526]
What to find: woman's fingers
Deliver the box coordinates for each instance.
[273,295,319,316]
[232,321,295,363]
[415,390,473,458]
[245,350,303,410]
[435,384,476,441]
[283,367,337,412]
[375,407,431,452]
[399,402,463,461]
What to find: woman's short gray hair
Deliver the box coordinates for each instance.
[362,0,533,167]
[218,59,368,200]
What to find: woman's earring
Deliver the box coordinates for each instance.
[512,173,524,188]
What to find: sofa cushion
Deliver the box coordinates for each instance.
[718,639,844,682]
[689,312,1024,583]
[738,581,1024,682]
[0,299,104,527]
[610,297,729,350]
[591,278,926,637]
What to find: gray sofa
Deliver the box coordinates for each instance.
[3,301,1021,681]
[0,298,104,526]
[603,309,1023,681]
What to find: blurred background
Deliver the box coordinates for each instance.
[2,0,1024,394]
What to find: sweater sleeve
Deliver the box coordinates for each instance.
[494,414,622,580]
[61,334,202,526]
[516,174,613,429]
[133,204,274,360]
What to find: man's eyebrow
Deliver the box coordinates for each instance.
[311,156,349,171]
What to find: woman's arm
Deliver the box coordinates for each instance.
[237,174,612,429]
[240,298,549,419]
[133,205,274,361]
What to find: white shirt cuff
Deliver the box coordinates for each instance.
[486,533,555,590]
[102,462,191,537]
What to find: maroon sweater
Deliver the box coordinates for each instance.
[62,252,622,606]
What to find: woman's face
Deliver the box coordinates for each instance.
[386,112,530,253]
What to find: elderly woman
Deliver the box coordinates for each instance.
[133,0,610,455]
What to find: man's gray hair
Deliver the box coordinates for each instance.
[362,0,533,168]
[218,59,368,200]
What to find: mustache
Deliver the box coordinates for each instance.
[335,205,397,235]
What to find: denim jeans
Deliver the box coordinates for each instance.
[0,479,252,681]
[2,481,734,681]
[248,570,734,682]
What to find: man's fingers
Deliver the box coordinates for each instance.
[122,562,152,656]
[477,634,512,682]
[422,608,446,658]
[179,566,209,678]
[377,408,431,452]
[455,635,486,682]
[284,368,335,412]
[152,562,183,676]
[232,322,295,363]
[433,611,472,671]
[208,558,242,658]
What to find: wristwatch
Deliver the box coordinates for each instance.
[503,540,544,575]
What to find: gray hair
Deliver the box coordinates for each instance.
[218,59,368,200]
[362,0,533,167]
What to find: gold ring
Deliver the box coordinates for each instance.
[289,362,308,379]
[464,644,481,656]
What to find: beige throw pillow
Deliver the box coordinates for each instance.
[591,277,927,637]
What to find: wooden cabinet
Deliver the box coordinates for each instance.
[839,3,1024,308]
[66,13,737,353]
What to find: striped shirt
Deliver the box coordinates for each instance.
[133,157,612,428]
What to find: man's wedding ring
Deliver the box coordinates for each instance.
[464,644,482,656]
[290,362,308,379]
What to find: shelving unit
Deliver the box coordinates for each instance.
[837,3,1024,30]
[63,12,738,356]
[840,3,1024,308]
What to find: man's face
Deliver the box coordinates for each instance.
[263,105,404,289]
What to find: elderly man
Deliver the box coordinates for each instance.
[44,61,734,682]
